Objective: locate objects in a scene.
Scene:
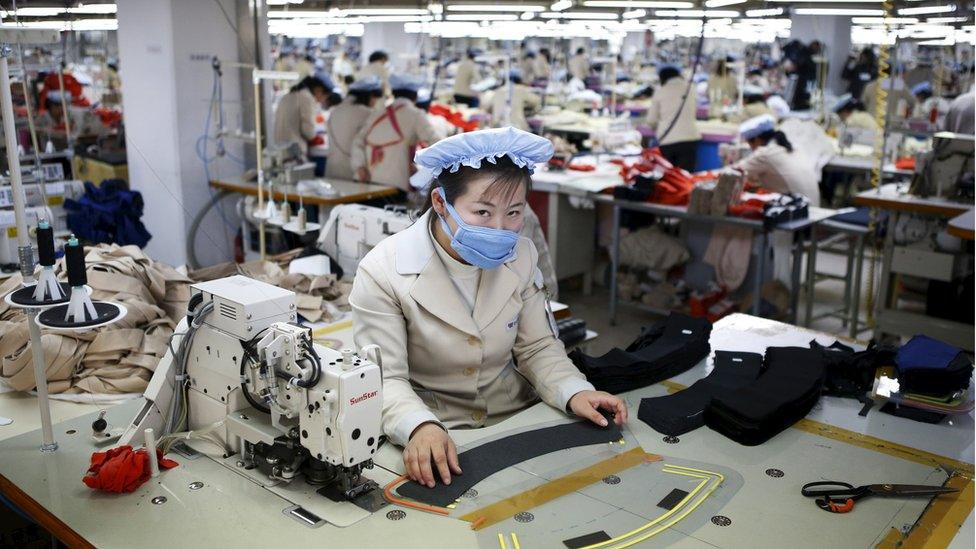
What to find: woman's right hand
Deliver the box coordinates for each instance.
[404,422,462,488]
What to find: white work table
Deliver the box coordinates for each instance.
[0,314,972,548]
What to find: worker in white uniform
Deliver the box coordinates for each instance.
[453,50,481,108]
[911,81,950,125]
[351,73,441,192]
[730,85,772,122]
[272,74,332,155]
[733,114,820,204]
[534,48,553,82]
[331,49,357,91]
[325,77,383,181]
[487,69,541,132]
[862,75,914,121]
[350,127,627,487]
[943,90,975,134]
[359,50,391,97]
[646,64,701,171]
[832,94,879,132]
[569,47,590,81]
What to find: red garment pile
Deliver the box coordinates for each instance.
[93,107,123,128]
[40,72,91,110]
[428,103,479,132]
[82,445,178,493]
[895,156,916,171]
[611,148,717,206]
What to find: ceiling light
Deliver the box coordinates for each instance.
[654,9,740,17]
[445,14,519,21]
[704,0,745,7]
[852,17,918,24]
[794,8,883,16]
[521,11,537,19]
[746,8,783,16]
[447,5,545,12]
[622,8,647,18]
[926,16,968,23]
[551,0,573,10]
[584,1,693,6]
[69,4,118,14]
[13,7,66,16]
[899,5,956,15]
[540,11,620,18]
[428,3,444,15]
[341,8,430,15]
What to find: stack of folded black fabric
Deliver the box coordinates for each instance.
[895,335,973,396]
[569,313,711,394]
[762,193,809,229]
[808,339,897,398]
[639,351,763,436]
[704,347,826,446]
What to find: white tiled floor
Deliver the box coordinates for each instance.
[562,249,881,355]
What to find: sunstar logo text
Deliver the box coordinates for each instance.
[350,391,377,405]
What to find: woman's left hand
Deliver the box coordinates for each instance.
[569,391,628,427]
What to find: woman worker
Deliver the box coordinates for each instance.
[647,64,701,172]
[734,114,820,204]
[325,76,383,180]
[273,74,332,155]
[350,127,627,488]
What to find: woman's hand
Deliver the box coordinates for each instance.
[569,391,628,427]
[403,422,462,488]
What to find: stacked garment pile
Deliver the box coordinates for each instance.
[880,335,974,423]
[569,313,711,394]
[0,244,189,394]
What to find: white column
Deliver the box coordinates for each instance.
[117,0,261,267]
[790,14,853,96]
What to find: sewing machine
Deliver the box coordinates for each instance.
[118,275,385,522]
[317,204,413,277]
[911,132,975,200]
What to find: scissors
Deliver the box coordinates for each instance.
[801,481,958,513]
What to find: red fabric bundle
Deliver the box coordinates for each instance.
[429,103,479,132]
[895,156,916,170]
[82,445,178,493]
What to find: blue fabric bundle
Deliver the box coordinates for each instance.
[65,180,152,248]
[895,335,972,395]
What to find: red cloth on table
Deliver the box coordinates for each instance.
[429,103,479,132]
[895,157,916,170]
[82,445,178,493]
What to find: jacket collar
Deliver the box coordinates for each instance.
[396,210,522,335]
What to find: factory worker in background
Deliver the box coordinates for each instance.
[646,64,701,172]
[911,82,950,124]
[731,85,773,122]
[569,47,590,81]
[733,114,820,203]
[350,127,627,488]
[453,49,481,108]
[487,69,541,132]
[862,74,914,121]
[326,76,383,181]
[833,94,879,131]
[273,74,333,155]
[351,73,440,193]
[359,50,391,97]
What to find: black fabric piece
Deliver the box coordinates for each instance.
[762,193,809,229]
[557,317,588,347]
[657,488,689,510]
[37,301,123,328]
[808,339,896,399]
[9,283,71,307]
[857,395,875,417]
[879,402,947,424]
[569,313,712,394]
[704,347,825,446]
[564,531,612,548]
[898,355,973,397]
[396,417,622,507]
[638,351,763,436]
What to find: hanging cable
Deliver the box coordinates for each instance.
[655,16,707,146]
[865,0,894,328]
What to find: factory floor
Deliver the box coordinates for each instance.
[563,248,878,356]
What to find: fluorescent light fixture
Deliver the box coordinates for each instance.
[428,3,444,15]
[540,11,620,18]
[746,8,783,16]
[357,15,433,22]
[551,0,573,10]
[584,1,693,6]
[622,8,647,18]
[521,11,537,19]
[899,5,956,15]
[926,16,968,23]
[445,14,519,20]
[13,7,66,16]
[705,0,745,7]
[447,4,545,12]
[341,8,430,15]
[852,17,918,24]
[794,8,883,16]
[654,9,740,17]
[69,4,118,14]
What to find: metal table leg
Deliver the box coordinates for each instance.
[804,224,818,326]
[608,203,621,326]
[872,212,898,341]
[752,230,768,316]
[841,232,856,329]
[789,229,805,324]
[850,231,866,339]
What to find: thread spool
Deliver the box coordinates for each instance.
[36,220,55,267]
[280,202,291,223]
[145,428,160,478]
[297,208,306,232]
[65,236,87,288]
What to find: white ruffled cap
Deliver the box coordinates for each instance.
[411,127,554,190]
[739,114,777,140]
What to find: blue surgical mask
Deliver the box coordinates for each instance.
[434,187,521,269]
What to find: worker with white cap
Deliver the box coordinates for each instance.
[832,94,879,131]
[486,69,541,132]
[733,114,820,203]
[910,81,949,124]
[326,76,383,180]
[350,73,441,192]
